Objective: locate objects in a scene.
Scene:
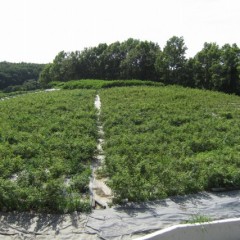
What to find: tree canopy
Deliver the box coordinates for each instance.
[155,36,187,84]
[39,37,240,95]
[39,39,161,87]
[0,62,45,91]
[1,37,239,96]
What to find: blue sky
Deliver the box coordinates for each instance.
[0,0,239,63]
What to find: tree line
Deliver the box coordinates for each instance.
[1,37,239,95]
[40,36,240,95]
[0,62,45,92]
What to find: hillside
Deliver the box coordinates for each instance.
[0,62,45,91]
[1,82,240,212]
[0,90,97,212]
[100,85,240,202]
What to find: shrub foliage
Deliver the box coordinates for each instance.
[100,86,240,202]
[0,90,97,212]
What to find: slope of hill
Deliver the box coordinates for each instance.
[100,85,240,202]
[0,62,45,91]
[1,82,240,212]
[0,90,97,212]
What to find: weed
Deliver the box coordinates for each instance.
[184,214,212,224]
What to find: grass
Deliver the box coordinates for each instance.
[50,79,164,89]
[0,90,30,99]
[184,214,212,224]
[0,90,97,213]
[99,86,240,202]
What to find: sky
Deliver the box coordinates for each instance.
[0,0,239,63]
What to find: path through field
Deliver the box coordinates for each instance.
[1,91,240,239]
[89,94,113,208]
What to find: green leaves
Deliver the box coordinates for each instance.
[53,79,163,90]
[0,90,96,212]
[100,86,240,202]
[155,36,187,84]
[0,61,44,90]
[2,84,240,209]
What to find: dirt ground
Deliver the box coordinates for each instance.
[1,190,240,240]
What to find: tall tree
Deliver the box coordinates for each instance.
[192,43,223,90]
[220,44,240,93]
[77,44,108,79]
[119,38,141,79]
[0,62,44,90]
[101,41,124,79]
[120,40,160,80]
[155,36,187,84]
[50,51,69,81]
[39,64,53,87]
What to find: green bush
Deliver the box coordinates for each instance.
[100,86,240,202]
[0,90,97,212]
[52,79,164,90]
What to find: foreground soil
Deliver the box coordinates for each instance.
[0,190,240,240]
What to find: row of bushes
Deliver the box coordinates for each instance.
[99,86,240,202]
[0,90,97,212]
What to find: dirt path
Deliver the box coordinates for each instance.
[1,91,112,208]
[89,94,113,208]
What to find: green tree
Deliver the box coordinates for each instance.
[191,42,240,93]
[192,43,223,90]
[78,44,108,79]
[220,44,240,93]
[155,36,187,84]
[119,38,140,79]
[39,63,53,87]
[120,40,160,80]
[0,62,44,90]
[50,51,69,81]
[101,41,124,79]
